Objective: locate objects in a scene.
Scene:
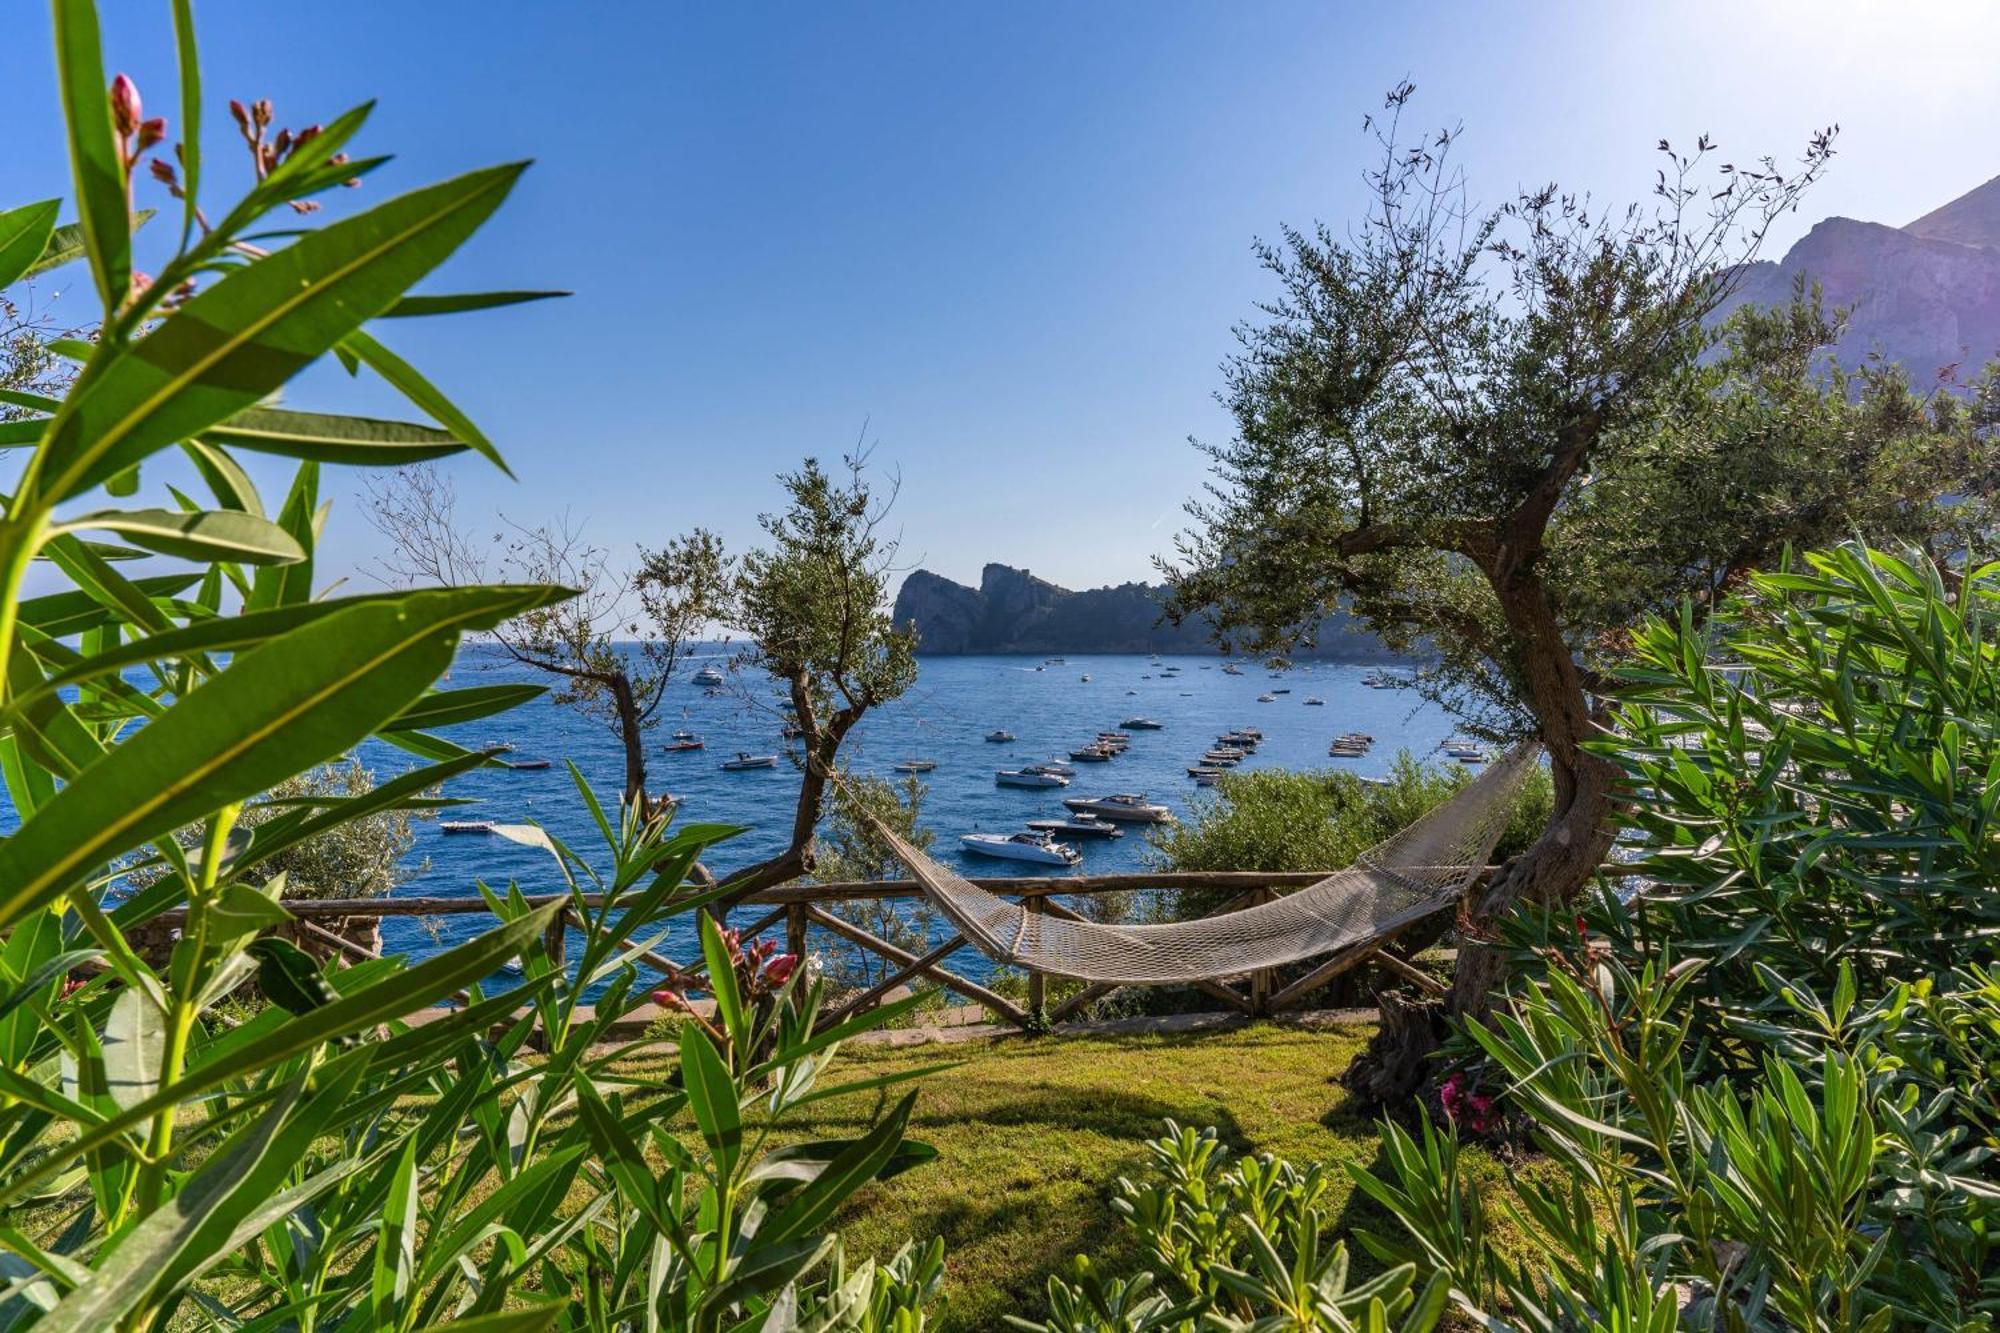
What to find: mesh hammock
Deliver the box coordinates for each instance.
[859,742,1541,985]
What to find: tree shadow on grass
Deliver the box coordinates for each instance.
[840,1084,1247,1332]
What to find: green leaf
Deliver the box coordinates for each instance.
[700,911,746,1046]
[0,200,61,291]
[55,508,306,566]
[341,328,510,475]
[0,908,556,1214]
[49,0,128,317]
[20,210,149,281]
[383,683,547,732]
[372,1139,420,1325]
[758,1093,918,1248]
[180,439,264,517]
[169,0,201,249]
[203,405,475,467]
[0,584,565,930]
[100,988,163,1114]
[426,1307,565,1333]
[34,162,527,502]
[679,1019,742,1179]
[34,1074,309,1333]
[381,289,569,318]
[14,575,199,637]
[247,461,318,612]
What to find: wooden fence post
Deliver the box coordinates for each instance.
[1248,887,1275,1016]
[543,908,568,976]
[1025,897,1047,1029]
[786,903,808,962]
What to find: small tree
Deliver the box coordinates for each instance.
[365,464,731,807]
[811,771,939,989]
[716,453,920,901]
[1163,87,1997,1078]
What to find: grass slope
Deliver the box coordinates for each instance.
[773,1018,1513,1331]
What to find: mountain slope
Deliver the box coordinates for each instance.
[1720,214,2000,384]
[892,563,1399,659]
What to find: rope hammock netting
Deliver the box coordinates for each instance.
[853,742,1541,985]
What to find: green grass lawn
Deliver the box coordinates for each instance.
[771,1017,1516,1331]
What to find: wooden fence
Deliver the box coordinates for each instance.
[155,868,1487,1032]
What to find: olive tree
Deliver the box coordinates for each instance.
[714,452,919,902]
[1164,86,1997,1077]
[365,463,731,808]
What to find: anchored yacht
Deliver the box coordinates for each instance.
[960,830,1082,866]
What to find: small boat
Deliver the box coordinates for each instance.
[1069,746,1115,762]
[1221,663,1244,676]
[1201,751,1242,766]
[1187,765,1227,778]
[1126,689,1139,696]
[1094,732,1131,747]
[441,820,496,835]
[985,730,1017,743]
[1080,673,1092,682]
[1062,793,1174,824]
[997,768,1070,788]
[721,752,778,771]
[960,830,1081,866]
[1027,814,1124,840]
[893,758,938,773]
[507,758,552,771]
[1119,717,1164,730]
[1027,760,1075,777]
[1192,771,1222,787]
[1045,656,1067,666]
[1256,693,1277,703]
[1303,697,1325,706]
[1272,687,1291,695]
[692,665,726,687]
[483,740,517,754]
[662,732,706,752]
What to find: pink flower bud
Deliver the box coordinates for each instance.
[137,117,167,152]
[650,987,688,1012]
[229,99,250,133]
[765,954,798,986]
[109,74,142,137]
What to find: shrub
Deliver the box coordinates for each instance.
[0,7,943,1328]
[1010,1122,1448,1333]
[1147,752,1550,884]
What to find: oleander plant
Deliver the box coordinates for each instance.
[0,4,942,1329]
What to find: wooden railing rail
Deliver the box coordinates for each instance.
[140,863,1636,1034]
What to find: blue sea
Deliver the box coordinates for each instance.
[365,645,1468,971]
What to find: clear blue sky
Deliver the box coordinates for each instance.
[6,2,1998,595]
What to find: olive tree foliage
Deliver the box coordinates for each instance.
[364,463,732,808]
[717,453,920,902]
[810,772,941,990]
[1163,85,1998,1036]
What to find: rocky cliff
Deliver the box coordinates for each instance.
[892,563,1399,659]
[1717,173,2000,383]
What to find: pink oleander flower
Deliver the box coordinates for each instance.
[765,954,798,986]
[110,74,142,137]
[650,986,689,1012]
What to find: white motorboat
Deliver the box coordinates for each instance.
[1119,717,1164,730]
[1080,673,1092,682]
[692,665,726,687]
[1303,697,1325,705]
[1028,760,1075,777]
[1221,663,1245,675]
[1256,693,1277,703]
[997,768,1070,788]
[985,729,1017,743]
[893,758,938,773]
[1027,814,1124,840]
[1062,793,1174,824]
[960,831,1081,866]
[1069,745,1115,762]
[1192,771,1222,787]
[440,820,496,835]
[721,752,778,771]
